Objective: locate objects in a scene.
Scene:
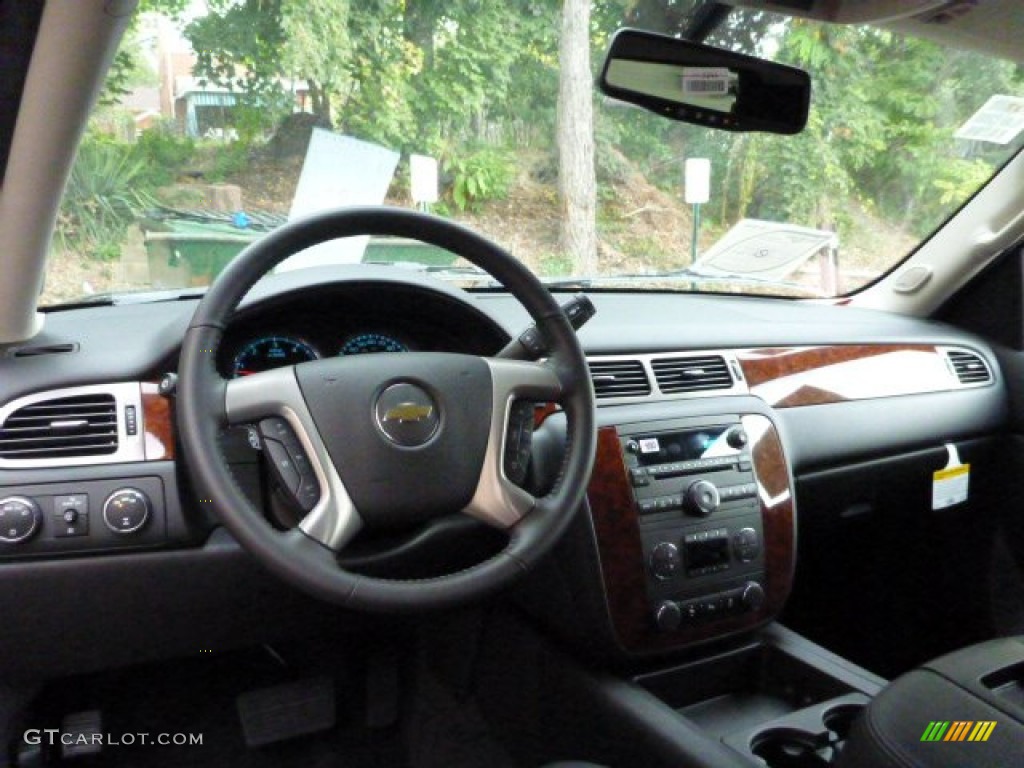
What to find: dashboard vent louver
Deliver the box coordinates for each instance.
[652,355,734,394]
[0,394,118,460]
[588,359,652,399]
[946,350,992,386]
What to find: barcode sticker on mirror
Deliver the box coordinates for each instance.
[681,68,732,96]
[932,444,969,510]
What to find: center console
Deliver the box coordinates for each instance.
[587,411,795,653]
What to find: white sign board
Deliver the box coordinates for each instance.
[955,95,1024,145]
[684,158,711,205]
[409,154,439,204]
[694,218,838,281]
[278,128,400,271]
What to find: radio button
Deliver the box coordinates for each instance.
[638,499,657,514]
[629,468,651,487]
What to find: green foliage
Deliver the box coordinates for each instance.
[58,138,154,261]
[135,125,195,187]
[204,142,252,183]
[442,147,516,212]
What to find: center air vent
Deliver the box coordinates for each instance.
[0,393,118,460]
[588,359,651,399]
[946,349,992,386]
[652,355,734,394]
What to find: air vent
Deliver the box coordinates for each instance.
[652,355,734,394]
[9,343,78,358]
[588,359,652,399]
[0,394,118,459]
[946,350,992,386]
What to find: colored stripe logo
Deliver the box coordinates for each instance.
[921,721,996,742]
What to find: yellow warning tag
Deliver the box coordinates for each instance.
[932,463,969,510]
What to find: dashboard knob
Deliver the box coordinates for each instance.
[741,581,767,612]
[649,542,681,580]
[625,439,640,454]
[0,496,42,544]
[685,480,720,516]
[103,488,151,534]
[733,527,761,562]
[654,600,682,632]
[727,427,749,449]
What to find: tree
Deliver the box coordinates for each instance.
[558,0,598,274]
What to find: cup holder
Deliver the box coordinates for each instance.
[823,703,863,743]
[750,701,866,767]
[751,728,834,768]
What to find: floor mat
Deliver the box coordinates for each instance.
[23,645,409,768]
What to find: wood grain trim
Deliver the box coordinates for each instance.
[141,383,174,461]
[737,344,943,407]
[743,413,795,620]
[587,417,796,654]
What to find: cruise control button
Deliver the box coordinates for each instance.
[264,438,301,494]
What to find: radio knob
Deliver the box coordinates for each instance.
[654,600,682,632]
[727,427,749,449]
[649,542,681,580]
[685,480,720,516]
[0,496,42,544]
[741,581,767,612]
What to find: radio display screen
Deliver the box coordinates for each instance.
[633,426,731,466]
[685,537,730,571]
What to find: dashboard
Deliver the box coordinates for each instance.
[0,264,1010,677]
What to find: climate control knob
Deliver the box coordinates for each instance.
[654,600,682,632]
[741,581,767,612]
[685,480,720,516]
[0,496,42,544]
[649,542,682,580]
[103,488,151,534]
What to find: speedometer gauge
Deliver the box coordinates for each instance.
[339,333,408,356]
[232,336,319,377]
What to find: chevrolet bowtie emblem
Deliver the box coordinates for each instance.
[383,402,434,423]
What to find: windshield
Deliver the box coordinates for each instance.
[42,1,1024,305]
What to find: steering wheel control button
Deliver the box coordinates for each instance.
[102,489,151,534]
[54,494,89,537]
[263,437,301,494]
[649,541,682,580]
[685,479,721,516]
[258,418,321,510]
[733,527,761,562]
[374,383,440,447]
[0,496,42,544]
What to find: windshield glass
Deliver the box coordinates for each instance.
[42,1,1024,305]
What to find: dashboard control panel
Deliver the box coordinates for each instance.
[618,419,768,633]
[0,476,165,557]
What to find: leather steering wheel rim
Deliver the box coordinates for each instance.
[176,206,596,611]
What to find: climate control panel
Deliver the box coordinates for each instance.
[0,477,165,557]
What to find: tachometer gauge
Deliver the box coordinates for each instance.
[339,333,408,356]
[232,336,319,377]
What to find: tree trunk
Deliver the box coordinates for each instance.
[308,81,333,127]
[557,0,598,275]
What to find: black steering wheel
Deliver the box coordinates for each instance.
[176,207,596,611]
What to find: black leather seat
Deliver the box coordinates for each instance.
[837,637,1024,767]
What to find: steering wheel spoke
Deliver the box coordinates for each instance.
[224,368,363,551]
[461,358,561,529]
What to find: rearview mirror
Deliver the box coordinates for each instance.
[598,28,811,135]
